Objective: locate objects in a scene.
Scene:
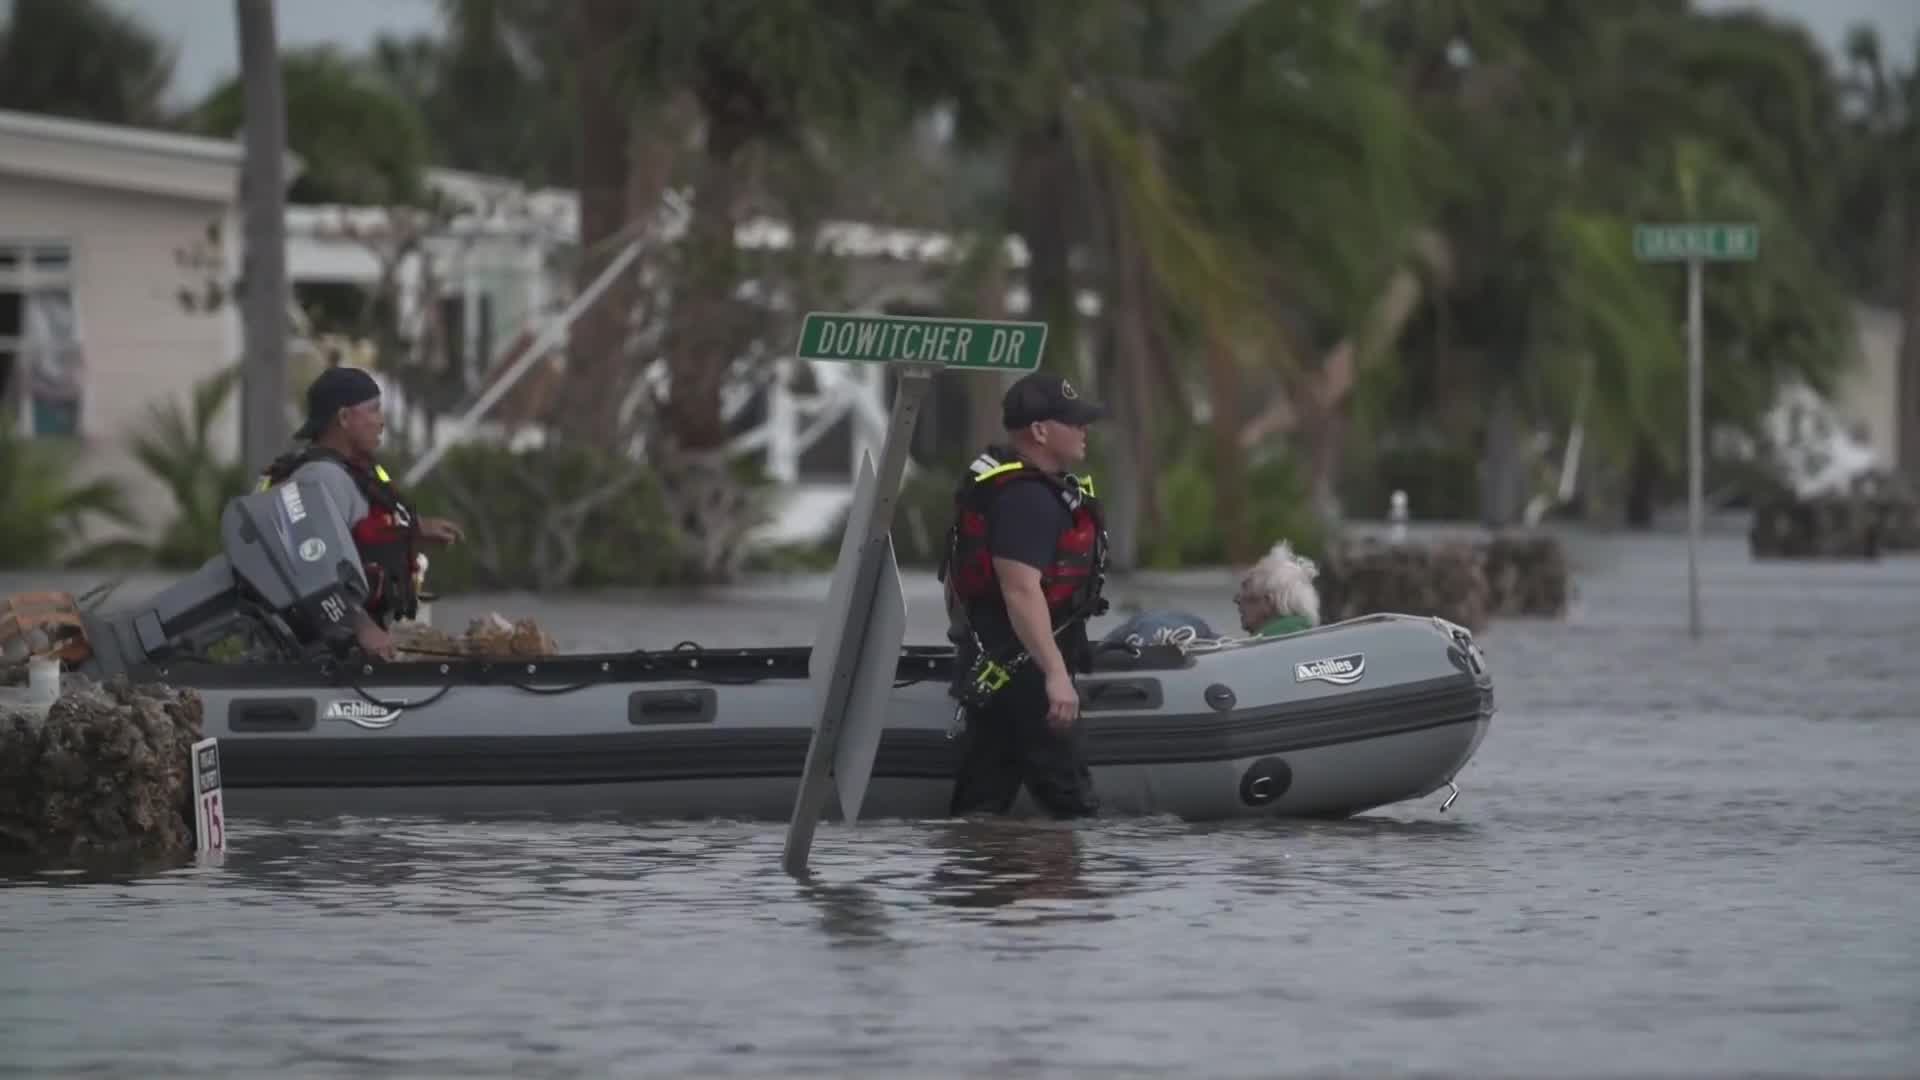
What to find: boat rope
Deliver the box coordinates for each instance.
[1116,624,1255,655]
[327,637,847,712]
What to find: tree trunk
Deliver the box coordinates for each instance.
[968,238,1011,452]
[1205,335,1252,564]
[1625,437,1660,529]
[1096,157,1163,575]
[1480,381,1522,529]
[1898,224,1920,488]
[1306,392,1348,527]
[646,89,755,583]
[563,0,634,451]
[234,0,289,474]
[1009,120,1078,373]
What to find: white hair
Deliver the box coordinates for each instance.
[1240,540,1321,626]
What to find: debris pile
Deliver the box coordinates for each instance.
[1479,533,1570,617]
[392,613,560,661]
[0,676,205,859]
[1318,537,1492,634]
[1749,474,1920,559]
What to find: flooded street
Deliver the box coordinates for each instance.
[3,529,1918,1077]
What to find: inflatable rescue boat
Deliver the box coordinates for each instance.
[20,479,1495,820]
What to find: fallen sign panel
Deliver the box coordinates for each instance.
[796,312,1047,372]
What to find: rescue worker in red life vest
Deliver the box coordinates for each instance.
[940,370,1111,819]
[258,367,464,660]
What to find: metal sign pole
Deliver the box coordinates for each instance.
[782,365,934,878]
[780,310,1047,879]
[1633,221,1755,640]
[1686,255,1704,639]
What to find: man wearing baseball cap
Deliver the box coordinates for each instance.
[259,366,463,659]
[937,370,1113,819]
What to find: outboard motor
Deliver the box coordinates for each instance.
[78,479,372,677]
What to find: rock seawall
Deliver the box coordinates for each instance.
[1319,532,1571,633]
[0,677,206,860]
[1749,479,1920,559]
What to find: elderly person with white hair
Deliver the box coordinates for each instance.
[1234,540,1322,637]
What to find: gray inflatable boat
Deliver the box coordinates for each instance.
[53,480,1495,821]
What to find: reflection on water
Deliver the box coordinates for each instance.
[2,533,1918,1077]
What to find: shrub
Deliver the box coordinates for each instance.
[408,443,692,593]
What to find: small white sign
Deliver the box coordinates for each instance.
[190,737,226,856]
[280,483,307,523]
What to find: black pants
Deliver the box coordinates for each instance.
[948,665,1099,819]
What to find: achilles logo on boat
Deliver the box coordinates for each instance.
[323,700,401,730]
[1294,653,1365,685]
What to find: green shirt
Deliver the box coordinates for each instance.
[1257,614,1314,637]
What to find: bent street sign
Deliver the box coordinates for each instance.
[1633,222,1759,262]
[797,312,1047,372]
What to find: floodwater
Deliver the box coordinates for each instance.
[3,529,1918,1078]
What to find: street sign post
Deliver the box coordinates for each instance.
[1634,222,1759,639]
[782,311,1049,878]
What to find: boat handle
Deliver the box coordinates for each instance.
[628,688,717,725]
[1080,678,1162,712]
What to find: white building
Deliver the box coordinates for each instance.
[283,168,1092,544]
[0,107,298,541]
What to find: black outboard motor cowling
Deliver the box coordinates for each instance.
[79,479,372,677]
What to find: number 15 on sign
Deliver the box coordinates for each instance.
[192,737,226,860]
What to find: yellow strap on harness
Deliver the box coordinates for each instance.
[974,461,1022,483]
[374,464,392,483]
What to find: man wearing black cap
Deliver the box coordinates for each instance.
[938,370,1112,818]
[259,366,463,659]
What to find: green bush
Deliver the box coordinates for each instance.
[407,443,692,593]
[0,428,140,569]
[1138,441,1327,569]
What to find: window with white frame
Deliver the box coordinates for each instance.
[0,241,84,438]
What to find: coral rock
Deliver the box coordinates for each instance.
[0,676,205,860]
[1478,533,1570,617]
[1318,538,1491,634]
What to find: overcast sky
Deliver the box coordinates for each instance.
[83,0,1920,109]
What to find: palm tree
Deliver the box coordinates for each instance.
[127,366,255,568]
[923,0,1431,566]
[1370,0,1857,527]
[0,427,140,569]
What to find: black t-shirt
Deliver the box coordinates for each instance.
[987,479,1071,572]
[983,477,1091,670]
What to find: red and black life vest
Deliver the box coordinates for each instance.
[939,446,1108,654]
[259,446,421,625]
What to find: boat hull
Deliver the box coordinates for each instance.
[143,613,1495,821]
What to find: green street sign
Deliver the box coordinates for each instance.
[796,312,1047,372]
[1633,222,1759,262]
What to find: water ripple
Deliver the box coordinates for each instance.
[4,535,1919,1077]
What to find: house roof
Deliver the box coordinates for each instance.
[0,107,301,203]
